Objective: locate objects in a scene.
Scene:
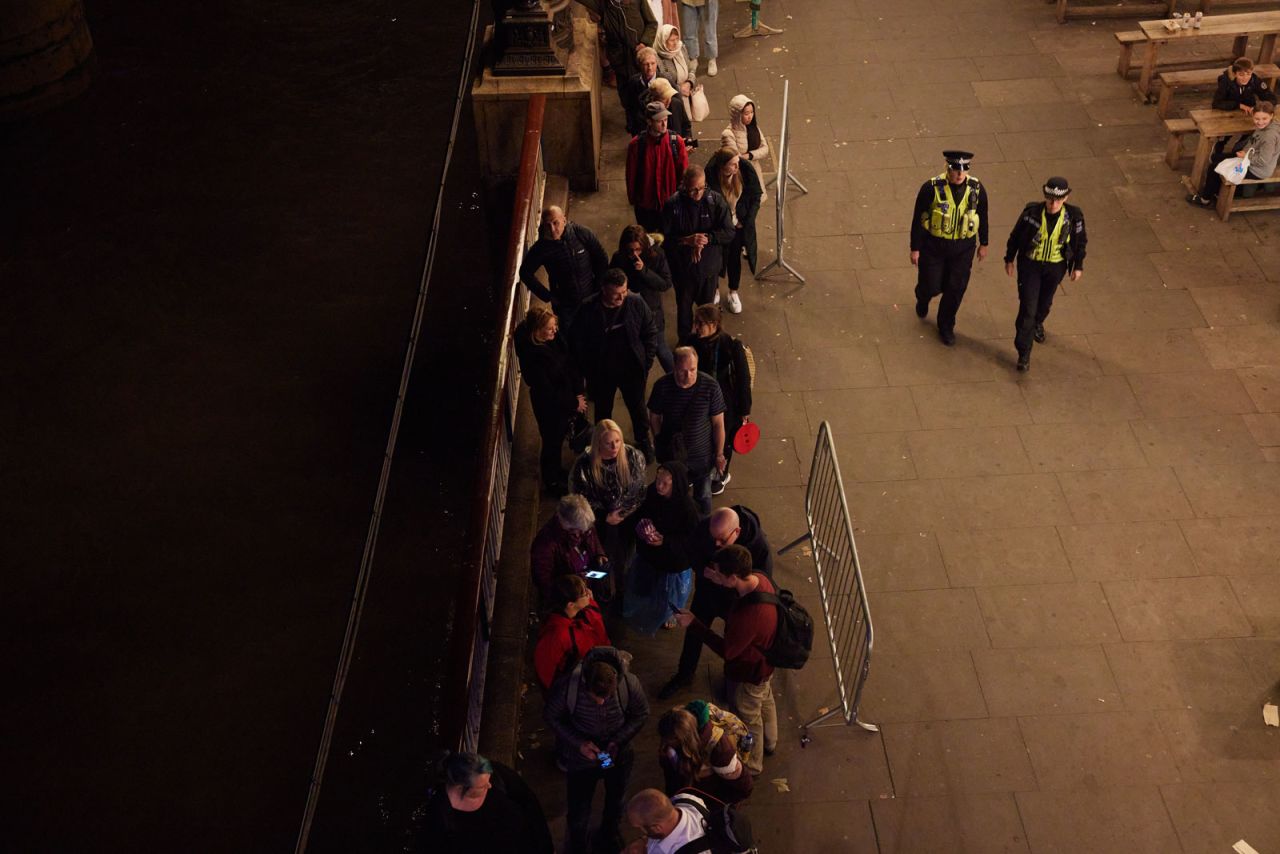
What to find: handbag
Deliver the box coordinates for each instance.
[568,412,592,454]
[1215,147,1254,185]
[690,84,710,122]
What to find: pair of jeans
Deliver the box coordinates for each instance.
[565,749,633,854]
[675,576,735,681]
[590,370,652,453]
[531,395,572,489]
[722,226,746,291]
[674,271,717,341]
[730,676,777,775]
[689,463,713,516]
[679,1,719,60]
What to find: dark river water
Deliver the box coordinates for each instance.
[1,1,502,849]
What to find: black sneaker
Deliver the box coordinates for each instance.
[657,674,692,700]
[1017,352,1031,372]
[1185,192,1214,208]
[1033,323,1046,344]
[915,299,928,318]
[939,327,956,346]
[710,472,731,496]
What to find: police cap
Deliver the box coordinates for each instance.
[1043,176,1071,198]
[943,150,974,171]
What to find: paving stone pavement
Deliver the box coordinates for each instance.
[516,0,1280,851]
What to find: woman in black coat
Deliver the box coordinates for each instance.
[610,223,676,373]
[705,146,763,315]
[514,305,587,495]
[682,303,752,494]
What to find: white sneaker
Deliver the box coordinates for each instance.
[707,58,718,77]
[713,289,721,305]
[727,291,742,314]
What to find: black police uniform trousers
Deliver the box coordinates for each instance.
[915,235,976,334]
[1014,256,1068,357]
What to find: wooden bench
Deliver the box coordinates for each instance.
[1063,0,1172,26]
[1117,31,1147,76]
[1116,30,1238,80]
[1165,117,1199,167]
[1217,171,1280,219]
[1156,62,1280,116]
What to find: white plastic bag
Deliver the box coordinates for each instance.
[690,84,710,122]
[1215,147,1254,185]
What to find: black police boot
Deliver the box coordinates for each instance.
[1017,351,1031,372]
[939,327,956,346]
[915,298,928,318]
[1033,323,1046,344]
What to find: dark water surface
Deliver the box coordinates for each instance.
[1,1,502,849]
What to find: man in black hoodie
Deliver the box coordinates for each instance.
[658,504,773,698]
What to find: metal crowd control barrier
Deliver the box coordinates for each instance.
[756,77,808,284]
[777,421,878,741]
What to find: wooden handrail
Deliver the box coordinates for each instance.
[442,93,547,752]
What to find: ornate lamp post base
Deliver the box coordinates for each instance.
[492,3,566,76]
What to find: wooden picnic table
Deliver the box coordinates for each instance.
[1136,10,1280,98]
[1184,107,1258,191]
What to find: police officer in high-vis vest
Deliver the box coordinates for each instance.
[910,150,989,346]
[1003,176,1087,372]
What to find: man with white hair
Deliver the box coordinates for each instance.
[622,46,677,135]
[530,494,610,603]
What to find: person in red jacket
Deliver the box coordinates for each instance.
[626,101,689,234]
[673,543,777,774]
[530,495,610,605]
[534,575,611,691]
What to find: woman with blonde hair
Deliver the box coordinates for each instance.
[704,146,762,313]
[647,76,692,146]
[656,702,753,803]
[570,419,648,574]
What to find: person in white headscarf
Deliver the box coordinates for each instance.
[653,23,699,120]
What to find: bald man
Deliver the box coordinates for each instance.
[518,206,607,330]
[624,787,751,854]
[658,504,772,699]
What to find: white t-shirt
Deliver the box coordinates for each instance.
[647,0,666,26]
[648,803,706,854]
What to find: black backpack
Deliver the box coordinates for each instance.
[741,586,814,670]
[671,789,756,854]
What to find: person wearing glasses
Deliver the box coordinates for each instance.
[657,505,773,699]
[660,165,735,341]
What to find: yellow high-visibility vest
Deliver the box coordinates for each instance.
[1032,208,1067,263]
[923,174,981,240]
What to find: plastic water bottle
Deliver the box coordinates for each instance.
[740,731,756,755]
[1194,11,1203,28]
